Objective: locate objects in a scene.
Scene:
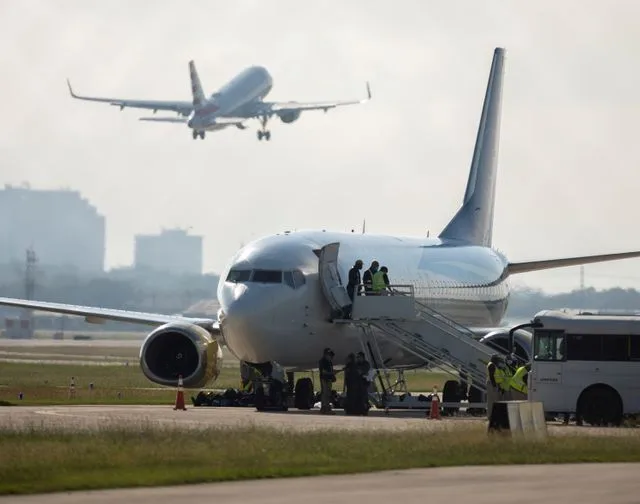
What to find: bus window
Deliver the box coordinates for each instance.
[601,334,629,361]
[533,330,565,361]
[630,335,640,361]
[567,334,601,361]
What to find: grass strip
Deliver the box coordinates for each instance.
[1,423,640,495]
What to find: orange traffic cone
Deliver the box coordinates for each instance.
[173,375,187,411]
[428,387,441,419]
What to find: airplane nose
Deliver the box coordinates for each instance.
[219,285,283,362]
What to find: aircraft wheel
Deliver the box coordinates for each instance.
[265,131,271,141]
[257,130,263,141]
[199,131,205,139]
[192,130,198,140]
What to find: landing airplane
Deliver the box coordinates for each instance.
[66,61,371,141]
[6,47,640,396]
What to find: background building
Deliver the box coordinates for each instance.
[134,228,203,275]
[0,184,105,272]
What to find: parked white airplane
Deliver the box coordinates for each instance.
[5,47,640,395]
[66,61,371,141]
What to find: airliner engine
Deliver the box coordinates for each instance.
[278,110,301,123]
[139,322,223,388]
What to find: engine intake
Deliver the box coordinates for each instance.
[139,322,223,388]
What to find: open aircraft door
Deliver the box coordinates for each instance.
[318,242,351,314]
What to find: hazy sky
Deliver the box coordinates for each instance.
[1,0,639,293]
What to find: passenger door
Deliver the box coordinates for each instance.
[318,242,351,313]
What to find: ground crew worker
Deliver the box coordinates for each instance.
[501,355,517,400]
[485,354,506,418]
[355,351,372,415]
[372,266,391,295]
[362,261,379,295]
[318,348,336,414]
[343,353,358,415]
[510,363,530,401]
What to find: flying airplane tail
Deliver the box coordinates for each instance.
[438,47,505,247]
[188,60,207,109]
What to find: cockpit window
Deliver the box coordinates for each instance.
[292,269,306,288]
[252,270,282,283]
[226,269,251,283]
[283,271,295,289]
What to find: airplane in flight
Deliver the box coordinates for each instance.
[5,47,640,400]
[66,61,371,141]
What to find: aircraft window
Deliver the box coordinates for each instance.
[283,271,295,289]
[226,269,251,283]
[252,269,282,283]
[292,269,306,288]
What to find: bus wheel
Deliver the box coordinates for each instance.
[577,385,623,427]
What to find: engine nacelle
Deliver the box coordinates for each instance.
[139,322,223,389]
[278,109,302,123]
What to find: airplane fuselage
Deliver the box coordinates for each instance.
[217,230,510,370]
[189,66,273,131]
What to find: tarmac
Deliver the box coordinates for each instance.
[1,463,638,503]
[0,404,637,437]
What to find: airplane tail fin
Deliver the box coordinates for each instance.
[188,60,207,109]
[438,47,505,247]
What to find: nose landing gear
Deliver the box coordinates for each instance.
[191,130,205,140]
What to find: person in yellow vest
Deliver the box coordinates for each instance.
[510,363,530,401]
[501,354,518,401]
[372,266,391,295]
[486,354,507,418]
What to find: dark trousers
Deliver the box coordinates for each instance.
[320,379,333,412]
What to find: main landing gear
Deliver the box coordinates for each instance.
[192,130,205,140]
[257,115,271,141]
[257,130,271,141]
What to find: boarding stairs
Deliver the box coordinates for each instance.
[316,242,492,411]
[342,285,495,409]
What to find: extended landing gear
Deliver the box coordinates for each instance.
[257,114,271,141]
[257,130,271,141]
[192,130,205,140]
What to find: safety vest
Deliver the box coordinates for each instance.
[372,271,386,292]
[510,366,528,394]
[488,363,510,391]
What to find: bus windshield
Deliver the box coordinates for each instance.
[533,330,565,361]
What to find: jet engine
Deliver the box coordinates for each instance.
[139,322,223,388]
[278,110,302,123]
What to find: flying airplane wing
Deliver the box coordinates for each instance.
[139,117,189,123]
[67,80,193,116]
[507,251,640,275]
[138,116,247,129]
[0,297,220,333]
[263,82,372,115]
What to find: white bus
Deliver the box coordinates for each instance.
[528,309,640,426]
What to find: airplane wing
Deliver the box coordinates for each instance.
[0,297,220,333]
[138,116,247,129]
[508,251,640,275]
[263,82,372,115]
[67,80,193,116]
[139,117,189,123]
